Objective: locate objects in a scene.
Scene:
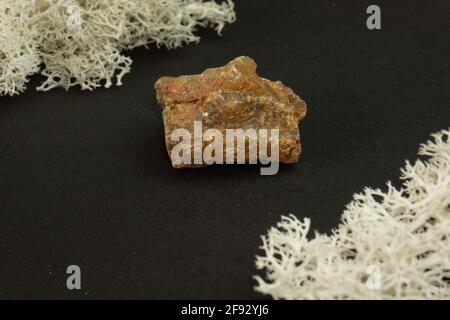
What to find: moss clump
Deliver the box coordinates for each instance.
[0,0,235,96]
[256,128,450,299]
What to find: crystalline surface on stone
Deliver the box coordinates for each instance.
[154,56,307,168]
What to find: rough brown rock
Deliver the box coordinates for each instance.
[154,56,307,168]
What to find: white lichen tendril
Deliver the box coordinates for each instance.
[0,0,235,96]
[255,128,450,299]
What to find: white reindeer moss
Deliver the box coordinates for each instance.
[0,0,235,96]
[0,2,40,96]
[255,129,450,299]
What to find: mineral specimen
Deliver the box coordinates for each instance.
[154,56,307,169]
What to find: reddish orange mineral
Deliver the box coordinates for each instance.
[154,56,307,168]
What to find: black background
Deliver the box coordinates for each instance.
[1,0,449,299]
